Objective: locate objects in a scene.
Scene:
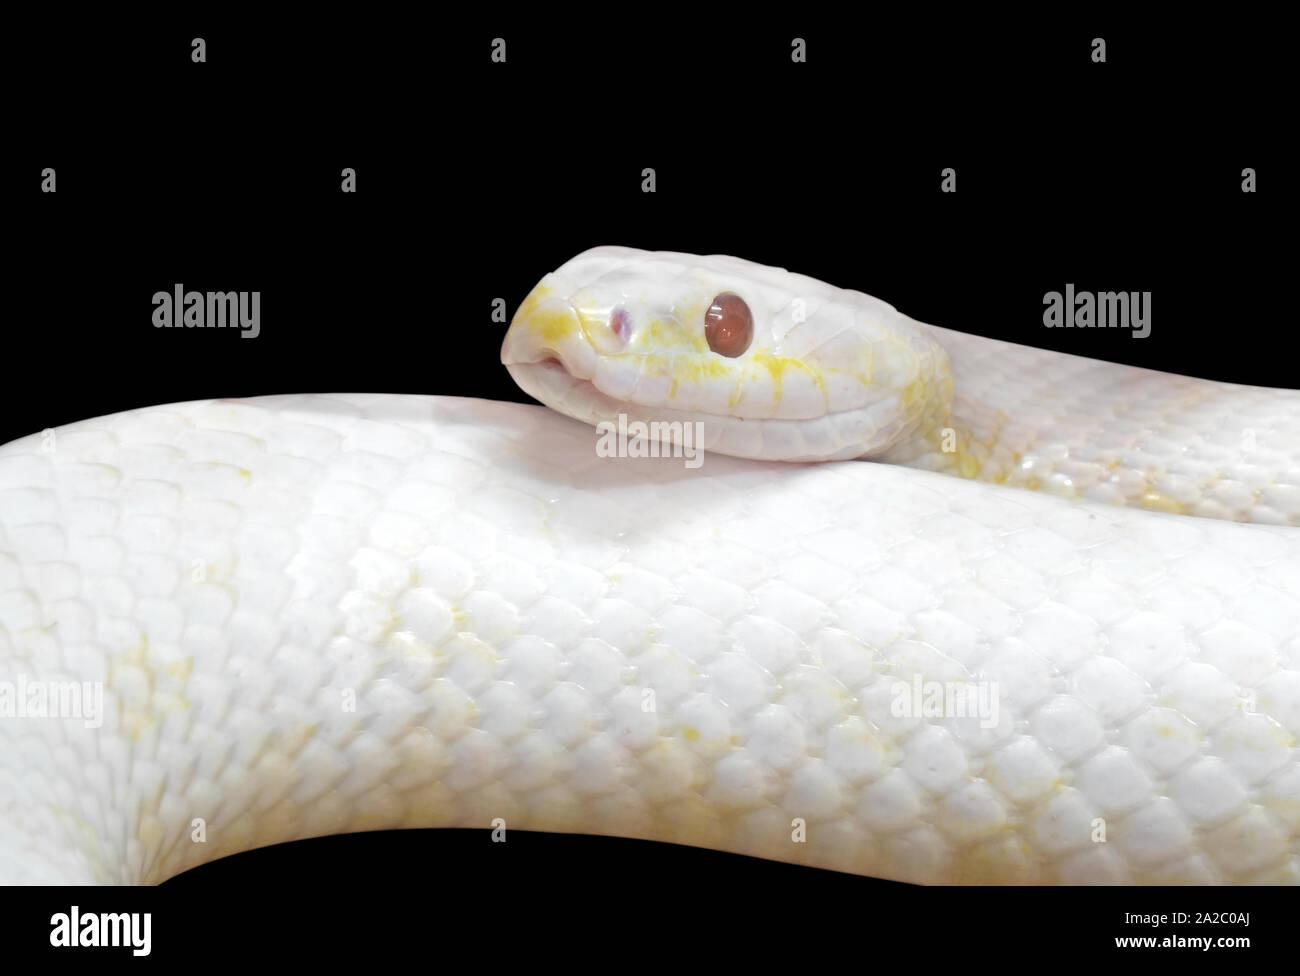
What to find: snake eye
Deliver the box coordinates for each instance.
[705,293,753,358]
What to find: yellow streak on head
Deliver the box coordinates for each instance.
[643,353,672,377]
[749,351,828,403]
[674,357,730,382]
[667,354,732,399]
[640,316,707,354]
[515,284,579,345]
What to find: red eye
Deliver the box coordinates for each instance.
[704,293,753,357]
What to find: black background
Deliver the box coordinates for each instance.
[3,9,1290,964]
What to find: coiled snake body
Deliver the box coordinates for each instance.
[2,248,1298,884]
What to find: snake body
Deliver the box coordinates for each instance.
[2,248,1298,884]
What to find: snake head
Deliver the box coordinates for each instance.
[501,246,952,462]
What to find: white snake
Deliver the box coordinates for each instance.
[2,246,1298,884]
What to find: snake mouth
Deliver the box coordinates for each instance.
[508,354,837,424]
[504,356,887,463]
[504,356,602,410]
[513,355,582,398]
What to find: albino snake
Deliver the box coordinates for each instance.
[2,246,1298,884]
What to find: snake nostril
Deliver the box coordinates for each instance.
[610,307,631,343]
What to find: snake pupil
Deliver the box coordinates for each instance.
[705,293,753,357]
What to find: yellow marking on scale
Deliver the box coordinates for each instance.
[642,317,708,353]
[748,350,827,403]
[516,284,580,345]
[165,657,194,681]
[1140,490,1189,515]
[672,356,730,385]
